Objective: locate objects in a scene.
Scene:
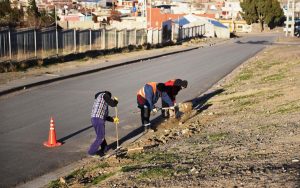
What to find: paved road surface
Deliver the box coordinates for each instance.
[0,35,275,187]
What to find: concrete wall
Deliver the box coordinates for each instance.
[204,23,215,37]
[214,26,230,38]
[219,20,252,33]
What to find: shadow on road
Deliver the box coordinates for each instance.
[57,125,93,144]
[235,40,272,45]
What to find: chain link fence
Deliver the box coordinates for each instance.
[0,24,205,63]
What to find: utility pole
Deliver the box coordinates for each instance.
[231,2,234,33]
[149,0,151,29]
[85,3,87,21]
[144,0,146,17]
[144,0,147,29]
[55,5,58,56]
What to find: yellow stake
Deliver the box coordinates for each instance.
[114,106,119,149]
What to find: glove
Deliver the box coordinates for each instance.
[113,116,120,124]
[113,96,118,102]
[152,108,158,113]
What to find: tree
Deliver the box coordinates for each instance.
[240,0,284,31]
[0,0,24,27]
[27,0,41,27]
[27,0,40,18]
[40,9,55,27]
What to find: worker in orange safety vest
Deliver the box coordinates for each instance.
[137,82,174,129]
[162,79,188,118]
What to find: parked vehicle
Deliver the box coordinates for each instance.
[295,19,300,37]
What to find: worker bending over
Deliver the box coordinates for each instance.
[88,91,119,157]
[162,79,188,118]
[137,82,174,129]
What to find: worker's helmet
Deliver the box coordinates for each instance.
[174,79,188,88]
[181,80,188,88]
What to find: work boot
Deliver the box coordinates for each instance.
[100,139,108,154]
[143,123,151,131]
[90,154,101,159]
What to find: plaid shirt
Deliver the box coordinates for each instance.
[91,93,108,119]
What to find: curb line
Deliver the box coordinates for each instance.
[0,47,199,96]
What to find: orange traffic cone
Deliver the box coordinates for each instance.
[43,117,62,147]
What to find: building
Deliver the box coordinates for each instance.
[221,0,242,20]
[220,19,252,33]
[174,14,230,38]
[146,7,215,29]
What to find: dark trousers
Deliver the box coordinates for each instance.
[138,105,150,125]
[88,117,106,155]
[161,100,169,118]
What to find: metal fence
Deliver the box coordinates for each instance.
[0,24,205,62]
[0,28,10,61]
[61,29,76,55]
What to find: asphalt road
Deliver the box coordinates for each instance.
[0,35,275,187]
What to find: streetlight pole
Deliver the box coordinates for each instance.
[231,3,234,33]
[85,3,87,21]
[55,5,58,56]
[149,0,151,29]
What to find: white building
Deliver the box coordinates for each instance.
[170,2,190,14]
[221,0,242,20]
[174,14,230,38]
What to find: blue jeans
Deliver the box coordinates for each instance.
[88,117,105,155]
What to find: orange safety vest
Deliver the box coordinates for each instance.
[137,82,157,98]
